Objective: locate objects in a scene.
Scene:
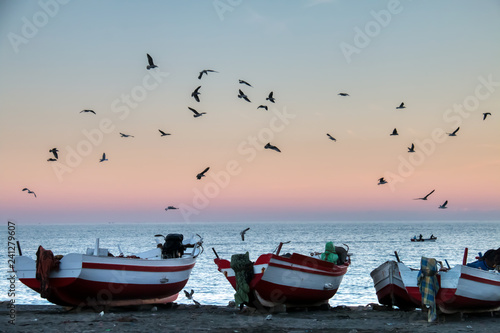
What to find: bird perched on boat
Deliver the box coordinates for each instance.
[396,102,406,109]
[198,69,218,79]
[390,128,398,136]
[80,109,96,114]
[408,143,415,153]
[338,93,349,96]
[120,132,134,138]
[264,143,281,152]
[438,200,448,209]
[158,129,171,137]
[483,112,491,120]
[238,89,251,103]
[22,188,36,198]
[447,127,460,136]
[165,206,178,211]
[239,79,252,87]
[266,91,275,103]
[378,177,387,185]
[326,133,336,141]
[414,189,435,200]
[191,86,201,102]
[197,167,210,180]
[49,148,59,159]
[257,105,268,111]
[99,153,108,162]
[188,107,206,118]
[240,227,250,241]
[146,53,157,70]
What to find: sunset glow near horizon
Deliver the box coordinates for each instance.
[1,0,499,224]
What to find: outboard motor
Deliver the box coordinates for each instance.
[162,234,184,258]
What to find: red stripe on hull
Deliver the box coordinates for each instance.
[461,273,500,286]
[255,280,337,306]
[268,262,346,277]
[437,288,500,313]
[376,283,419,309]
[82,262,195,272]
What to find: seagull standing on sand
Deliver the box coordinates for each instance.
[22,188,36,198]
[146,54,157,70]
[198,69,218,79]
[396,102,406,109]
[197,167,210,180]
[257,105,268,110]
[326,134,336,141]
[338,93,349,96]
[414,189,435,200]
[159,130,171,137]
[239,79,252,87]
[99,153,108,162]
[483,112,491,120]
[265,143,281,152]
[408,143,415,153]
[266,91,276,103]
[238,89,251,103]
[438,200,448,209]
[120,133,134,138]
[191,86,201,102]
[378,177,387,185]
[49,148,59,159]
[80,109,96,114]
[188,107,206,118]
[240,227,250,241]
[390,128,398,136]
[447,127,460,136]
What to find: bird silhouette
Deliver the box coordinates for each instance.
[338,93,349,96]
[238,89,251,103]
[483,112,491,120]
[257,105,268,111]
[191,86,201,102]
[265,143,281,152]
[197,167,210,180]
[408,143,415,153]
[414,189,435,200]
[326,133,336,141]
[165,206,179,211]
[159,129,171,137]
[49,148,59,159]
[378,177,387,185]
[22,188,36,198]
[266,91,275,103]
[240,227,250,241]
[188,107,206,118]
[198,69,218,79]
[120,133,134,138]
[438,200,448,209]
[239,79,252,87]
[447,127,460,136]
[99,153,108,162]
[390,128,398,136]
[80,109,96,114]
[146,54,157,70]
[396,102,405,109]
[184,289,194,300]
[47,158,57,162]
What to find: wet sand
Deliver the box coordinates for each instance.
[1,303,499,333]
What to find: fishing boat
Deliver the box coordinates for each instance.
[410,235,437,242]
[213,242,350,309]
[14,233,203,307]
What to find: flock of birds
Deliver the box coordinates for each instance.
[22,53,494,215]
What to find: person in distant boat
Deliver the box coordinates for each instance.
[430,234,436,239]
[320,242,339,264]
[419,234,423,241]
[467,249,497,271]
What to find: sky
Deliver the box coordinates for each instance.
[1,0,499,224]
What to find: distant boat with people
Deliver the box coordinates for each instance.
[411,234,437,242]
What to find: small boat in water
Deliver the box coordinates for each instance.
[15,233,203,307]
[410,235,437,242]
[214,242,350,309]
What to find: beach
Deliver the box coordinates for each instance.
[2,303,499,333]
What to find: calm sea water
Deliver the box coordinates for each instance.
[2,221,499,306]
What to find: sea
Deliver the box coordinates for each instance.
[3,221,499,307]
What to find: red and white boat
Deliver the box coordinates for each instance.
[214,242,350,309]
[15,234,203,307]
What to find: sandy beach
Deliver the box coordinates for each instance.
[2,303,499,333]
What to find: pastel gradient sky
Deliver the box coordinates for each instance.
[1,0,499,224]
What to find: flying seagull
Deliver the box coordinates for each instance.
[99,153,108,162]
[191,86,201,102]
[238,89,251,103]
[338,93,349,96]
[47,158,57,162]
[378,177,387,185]
[165,206,179,211]
[326,133,336,141]
[483,112,491,120]
[414,189,435,200]
[438,200,448,209]
[22,188,36,198]
[396,102,406,109]
[257,105,268,111]
[184,289,194,300]
[120,133,134,138]
[146,54,157,70]
[240,227,250,241]
[188,107,206,118]
[80,109,96,114]
[447,127,460,136]
[49,148,59,159]
[266,91,275,103]
[408,143,415,153]
[197,167,210,180]
[265,142,281,153]
[239,79,252,87]
[159,129,171,137]
[390,128,398,136]
[198,69,218,79]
